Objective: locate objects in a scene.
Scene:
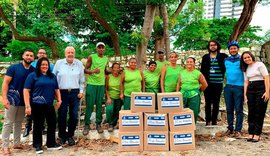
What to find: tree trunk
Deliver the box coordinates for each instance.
[161,4,170,60]
[0,4,59,58]
[229,0,258,41]
[171,0,187,28]
[85,0,120,56]
[136,5,156,69]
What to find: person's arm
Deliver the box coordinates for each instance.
[120,71,125,100]
[176,75,181,92]
[160,66,166,93]
[84,55,100,75]
[244,79,249,104]
[199,74,208,92]
[54,89,62,110]
[140,69,145,92]
[78,61,85,98]
[262,75,269,102]
[23,89,31,115]
[1,75,12,109]
[105,75,112,105]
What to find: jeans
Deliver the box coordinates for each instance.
[247,81,268,135]
[204,83,223,124]
[224,84,244,131]
[58,89,80,139]
[32,104,56,148]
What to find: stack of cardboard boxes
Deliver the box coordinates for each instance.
[118,92,196,152]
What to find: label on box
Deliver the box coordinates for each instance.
[173,115,192,126]
[147,116,166,126]
[122,116,140,126]
[173,134,193,145]
[161,97,180,108]
[134,96,153,106]
[121,135,140,146]
[147,134,166,145]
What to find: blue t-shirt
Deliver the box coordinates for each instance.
[224,54,244,86]
[6,63,35,106]
[31,61,54,71]
[24,72,59,105]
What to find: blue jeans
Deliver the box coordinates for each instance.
[224,85,244,131]
[58,89,80,139]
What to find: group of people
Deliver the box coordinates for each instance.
[1,40,269,155]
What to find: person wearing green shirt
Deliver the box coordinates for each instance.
[156,48,169,77]
[176,57,208,122]
[120,58,145,110]
[160,52,182,93]
[83,42,109,135]
[105,63,123,132]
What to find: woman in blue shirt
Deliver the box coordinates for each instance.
[24,58,62,154]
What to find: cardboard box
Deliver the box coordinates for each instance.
[144,113,168,131]
[131,92,155,113]
[169,108,196,131]
[170,131,195,151]
[157,92,183,113]
[119,110,143,132]
[144,131,169,151]
[118,131,143,152]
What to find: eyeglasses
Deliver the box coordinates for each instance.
[210,44,217,46]
[158,52,164,54]
[38,52,46,54]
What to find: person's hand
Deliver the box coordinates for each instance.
[120,93,124,101]
[244,95,248,104]
[55,101,62,110]
[2,98,10,109]
[94,68,100,74]
[262,92,269,102]
[106,98,112,105]
[25,106,31,115]
[78,93,84,99]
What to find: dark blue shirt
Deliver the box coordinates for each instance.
[24,72,59,105]
[6,63,35,106]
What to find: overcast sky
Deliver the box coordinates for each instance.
[250,4,270,35]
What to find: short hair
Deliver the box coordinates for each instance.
[65,46,75,52]
[35,57,53,78]
[207,40,221,53]
[148,60,157,67]
[24,49,34,54]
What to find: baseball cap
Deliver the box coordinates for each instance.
[96,42,105,47]
[157,48,165,54]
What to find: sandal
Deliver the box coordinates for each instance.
[251,135,260,142]
[247,134,254,142]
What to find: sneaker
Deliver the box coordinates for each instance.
[223,129,234,136]
[59,137,66,145]
[35,146,43,154]
[83,125,90,136]
[96,124,104,133]
[23,127,32,137]
[47,144,62,150]
[67,137,76,146]
[234,131,242,139]
[108,124,114,132]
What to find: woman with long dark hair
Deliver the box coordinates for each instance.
[24,58,62,154]
[240,51,269,142]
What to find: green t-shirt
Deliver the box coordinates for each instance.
[143,70,159,93]
[87,54,108,85]
[180,69,201,98]
[156,60,169,76]
[164,65,181,92]
[124,69,142,96]
[108,74,121,99]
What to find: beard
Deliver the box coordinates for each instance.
[23,59,32,65]
[209,49,217,53]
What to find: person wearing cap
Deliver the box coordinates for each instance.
[156,48,169,76]
[53,46,85,146]
[160,52,182,92]
[120,58,145,110]
[83,42,109,135]
[200,40,228,126]
[177,57,208,122]
[223,41,244,138]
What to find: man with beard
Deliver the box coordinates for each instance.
[53,46,85,146]
[223,41,244,138]
[1,49,35,155]
[201,40,228,126]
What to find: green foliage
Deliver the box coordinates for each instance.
[130,30,147,45]
[6,40,39,60]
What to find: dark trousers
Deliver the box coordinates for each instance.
[32,104,56,148]
[224,84,244,131]
[204,83,223,124]
[247,81,268,135]
[58,89,80,139]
